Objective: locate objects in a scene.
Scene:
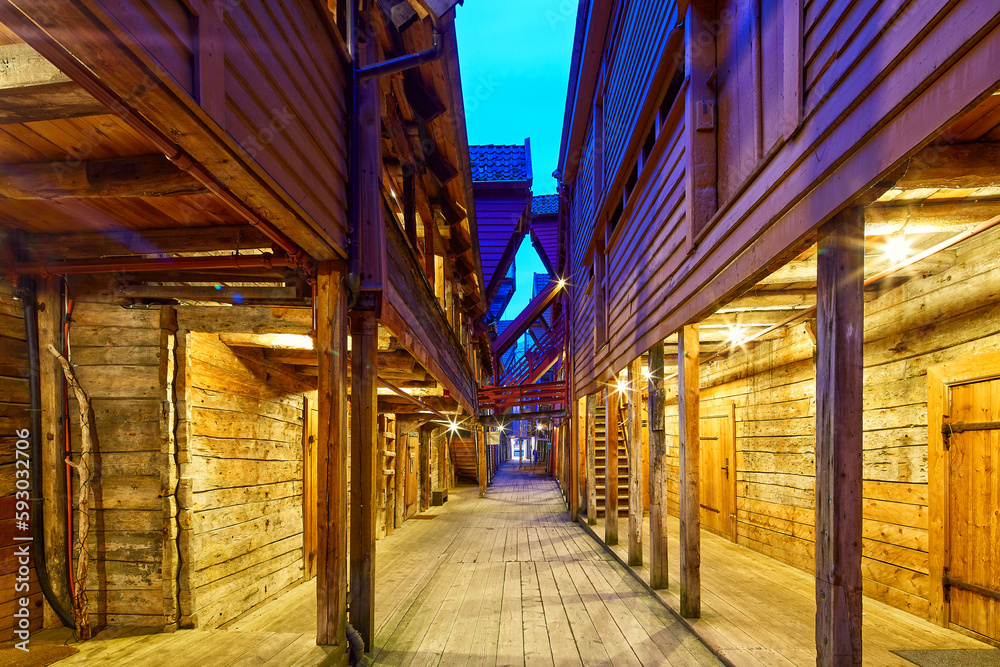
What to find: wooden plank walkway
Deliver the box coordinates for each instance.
[586,514,993,666]
[31,464,721,665]
[361,462,720,666]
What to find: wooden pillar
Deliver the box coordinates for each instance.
[627,358,643,566]
[37,277,71,618]
[419,425,432,511]
[317,262,349,646]
[815,208,864,666]
[569,399,580,521]
[605,388,619,546]
[476,425,487,497]
[403,167,417,249]
[394,422,405,530]
[586,393,597,525]
[349,312,378,649]
[684,0,718,242]
[647,341,669,589]
[678,324,700,617]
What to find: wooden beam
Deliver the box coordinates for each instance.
[316,261,348,647]
[0,155,206,199]
[359,22,385,293]
[897,141,1000,190]
[403,169,417,248]
[586,393,597,526]
[23,225,272,262]
[647,341,668,589]
[627,357,643,566]
[684,0,718,242]
[865,200,1000,235]
[678,324,700,618]
[37,276,71,616]
[815,208,864,666]
[419,425,432,511]
[605,388,619,546]
[476,425,487,497]
[492,279,561,357]
[349,311,378,650]
[0,43,106,123]
[720,289,816,311]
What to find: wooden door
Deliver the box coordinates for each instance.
[302,395,318,580]
[699,403,737,540]
[947,378,1000,641]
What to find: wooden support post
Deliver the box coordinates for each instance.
[647,341,669,589]
[317,261,348,646]
[678,324,700,617]
[403,167,417,249]
[419,425,432,511]
[685,0,719,242]
[476,425,487,497]
[394,422,405,530]
[815,208,864,666]
[627,358,643,566]
[605,388,619,546]
[569,398,579,522]
[586,393,597,525]
[37,277,70,618]
[350,312,378,649]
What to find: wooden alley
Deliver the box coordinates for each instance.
[2,0,1000,665]
[29,463,722,666]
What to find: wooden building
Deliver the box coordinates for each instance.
[0,0,498,660]
[558,0,1000,662]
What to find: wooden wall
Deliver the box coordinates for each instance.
[571,107,687,387]
[0,274,44,639]
[11,0,350,258]
[180,332,310,629]
[567,0,1000,395]
[63,282,169,629]
[660,225,1000,620]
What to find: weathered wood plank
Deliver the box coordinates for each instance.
[647,341,668,589]
[815,208,864,666]
[678,324,700,618]
[315,261,348,646]
[627,357,643,566]
[349,310,378,649]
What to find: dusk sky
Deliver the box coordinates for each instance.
[455,0,577,321]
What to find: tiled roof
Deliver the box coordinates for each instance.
[531,194,558,215]
[470,142,532,182]
[533,272,552,297]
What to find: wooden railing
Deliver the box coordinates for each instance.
[478,380,567,415]
[498,319,564,386]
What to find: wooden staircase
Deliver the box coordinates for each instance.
[595,403,629,518]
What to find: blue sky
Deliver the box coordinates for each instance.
[455,0,577,320]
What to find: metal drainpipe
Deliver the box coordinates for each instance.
[18,277,75,629]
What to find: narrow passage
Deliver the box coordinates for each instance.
[370,462,722,666]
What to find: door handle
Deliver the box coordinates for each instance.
[722,458,729,480]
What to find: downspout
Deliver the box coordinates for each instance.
[346,3,445,310]
[18,277,75,629]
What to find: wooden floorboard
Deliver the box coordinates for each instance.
[36,464,721,666]
[585,513,992,666]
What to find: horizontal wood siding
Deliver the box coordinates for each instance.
[221,1,349,248]
[601,1,677,193]
[569,0,1000,395]
[574,113,688,389]
[64,286,167,629]
[183,332,309,629]
[100,0,195,93]
[477,196,528,288]
[661,226,1000,620]
[572,121,596,271]
[0,274,44,640]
